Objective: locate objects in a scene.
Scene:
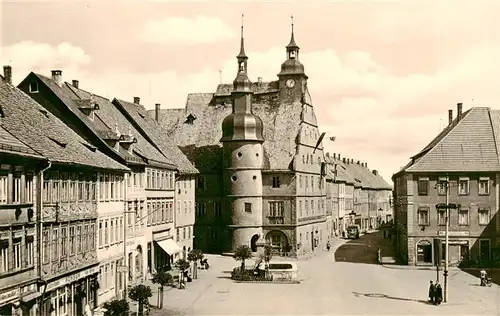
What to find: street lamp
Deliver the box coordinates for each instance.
[38,280,48,316]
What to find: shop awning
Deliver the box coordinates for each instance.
[156,239,182,255]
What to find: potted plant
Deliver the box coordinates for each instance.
[152,270,172,309]
[187,249,204,279]
[128,284,152,316]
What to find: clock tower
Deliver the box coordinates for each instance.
[278,16,308,103]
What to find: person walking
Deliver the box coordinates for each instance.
[434,282,443,305]
[428,280,435,304]
[326,241,331,251]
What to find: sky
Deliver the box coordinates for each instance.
[1,0,500,183]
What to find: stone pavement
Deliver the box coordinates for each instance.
[148,234,500,315]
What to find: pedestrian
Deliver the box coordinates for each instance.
[326,241,331,251]
[428,280,435,304]
[434,282,443,305]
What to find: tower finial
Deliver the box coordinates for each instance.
[291,15,294,34]
[237,13,248,59]
[286,14,299,50]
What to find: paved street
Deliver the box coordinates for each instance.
[150,233,500,315]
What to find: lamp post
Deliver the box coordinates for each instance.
[444,176,449,303]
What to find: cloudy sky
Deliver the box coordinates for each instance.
[1,0,499,183]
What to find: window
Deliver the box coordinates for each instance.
[29,81,38,93]
[417,208,429,225]
[85,174,91,201]
[110,174,115,199]
[118,218,123,242]
[417,178,429,196]
[311,176,314,189]
[479,209,490,225]
[305,200,309,215]
[0,172,7,204]
[197,177,205,190]
[245,202,252,213]
[61,227,67,257]
[183,227,186,240]
[78,173,84,201]
[52,228,58,260]
[479,178,490,195]
[61,172,68,202]
[0,241,8,272]
[272,176,281,188]
[98,220,103,247]
[110,219,114,244]
[26,237,33,267]
[69,226,75,255]
[196,202,206,216]
[299,200,303,217]
[184,201,187,215]
[13,239,21,269]
[12,173,21,203]
[104,174,109,200]
[25,173,34,203]
[42,229,49,263]
[458,209,469,226]
[147,202,151,226]
[458,178,469,195]
[104,220,109,245]
[76,225,82,253]
[176,228,180,241]
[437,178,447,195]
[438,210,446,226]
[214,202,222,217]
[269,201,284,217]
[70,173,77,202]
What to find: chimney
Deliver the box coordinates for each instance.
[457,103,463,120]
[51,70,62,87]
[342,158,346,164]
[3,66,12,84]
[332,153,336,159]
[133,97,140,105]
[351,159,354,164]
[325,152,330,158]
[372,170,379,176]
[72,80,79,89]
[448,109,453,125]
[357,160,360,165]
[155,103,160,122]
[338,153,341,160]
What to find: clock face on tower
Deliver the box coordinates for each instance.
[285,78,296,88]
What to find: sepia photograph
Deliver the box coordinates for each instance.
[0,0,499,315]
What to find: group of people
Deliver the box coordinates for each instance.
[428,280,443,305]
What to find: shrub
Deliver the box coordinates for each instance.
[103,299,129,316]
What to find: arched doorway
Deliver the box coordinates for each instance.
[250,234,259,252]
[266,231,289,254]
[416,240,432,264]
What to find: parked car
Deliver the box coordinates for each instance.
[347,225,360,239]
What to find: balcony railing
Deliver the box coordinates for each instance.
[267,216,285,225]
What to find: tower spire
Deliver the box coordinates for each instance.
[287,15,299,49]
[237,14,247,59]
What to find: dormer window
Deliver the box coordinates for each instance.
[185,114,197,125]
[29,81,39,93]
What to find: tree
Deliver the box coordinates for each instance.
[152,271,172,309]
[187,249,204,279]
[234,245,253,272]
[260,244,273,279]
[103,299,129,316]
[175,258,191,287]
[128,284,152,316]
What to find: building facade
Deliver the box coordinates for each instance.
[325,153,392,238]
[1,67,129,316]
[154,25,345,258]
[0,73,47,316]
[393,104,500,266]
[17,72,183,304]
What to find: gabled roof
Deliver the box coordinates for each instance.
[113,99,198,174]
[154,91,303,172]
[61,83,175,169]
[403,107,500,173]
[0,77,128,171]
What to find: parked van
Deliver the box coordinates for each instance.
[347,225,360,239]
[257,261,299,281]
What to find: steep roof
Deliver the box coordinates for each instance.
[61,83,175,169]
[155,92,303,172]
[0,78,128,171]
[113,99,198,174]
[0,125,45,159]
[403,107,500,173]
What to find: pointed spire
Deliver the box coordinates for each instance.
[237,14,248,59]
[287,15,299,49]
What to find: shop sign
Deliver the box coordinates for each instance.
[438,231,469,237]
[44,266,98,292]
[0,288,20,305]
[153,230,171,241]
